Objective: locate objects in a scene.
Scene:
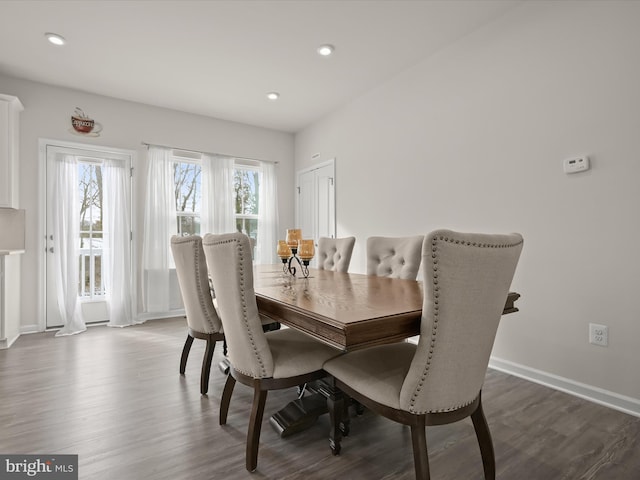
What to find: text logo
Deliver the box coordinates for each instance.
[0,455,77,479]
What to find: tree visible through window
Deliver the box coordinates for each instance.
[171,157,261,250]
[78,162,104,297]
[174,160,202,236]
[234,167,260,247]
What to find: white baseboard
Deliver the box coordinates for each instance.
[136,310,185,323]
[17,312,184,337]
[0,333,19,349]
[489,356,640,418]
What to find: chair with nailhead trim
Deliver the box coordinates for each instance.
[317,236,356,272]
[344,234,423,416]
[324,229,523,479]
[366,235,424,280]
[172,235,282,394]
[202,232,342,473]
[171,235,225,396]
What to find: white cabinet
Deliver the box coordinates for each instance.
[0,252,22,349]
[0,94,23,208]
[0,209,24,349]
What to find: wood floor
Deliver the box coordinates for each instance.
[1,318,638,480]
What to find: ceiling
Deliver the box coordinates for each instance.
[0,0,520,133]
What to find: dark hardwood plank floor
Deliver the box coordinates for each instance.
[1,318,638,479]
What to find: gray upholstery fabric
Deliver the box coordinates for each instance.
[267,328,339,378]
[366,235,424,280]
[323,343,416,409]
[202,232,340,379]
[325,229,523,414]
[317,236,356,272]
[170,235,222,335]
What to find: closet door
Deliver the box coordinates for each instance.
[296,159,336,249]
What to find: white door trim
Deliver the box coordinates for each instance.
[295,158,336,236]
[37,138,137,331]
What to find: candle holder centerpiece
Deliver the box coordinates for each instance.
[277,229,315,278]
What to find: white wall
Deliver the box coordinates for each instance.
[295,1,640,408]
[0,73,295,331]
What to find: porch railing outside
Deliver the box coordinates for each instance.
[79,248,104,297]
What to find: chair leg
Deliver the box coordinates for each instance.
[180,334,194,374]
[471,393,496,480]
[341,393,351,437]
[200,338,216,395]
[246,387,268,472]
[410,417,430,480]
[220,375,236,425]
[327,389,345,455]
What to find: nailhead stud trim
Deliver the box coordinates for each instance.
[211,236,268,378]
[408,233,523,414]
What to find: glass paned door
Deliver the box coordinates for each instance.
[45,144,132,328]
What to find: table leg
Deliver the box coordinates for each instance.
[318,377,346,455]
[269,385,328,437]
[268,378,351,446]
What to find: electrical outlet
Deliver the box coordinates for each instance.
[589,323,608,347]
[563,156,590,174]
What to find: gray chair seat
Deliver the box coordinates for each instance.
[267,328,339,379]
[324,342,415,410]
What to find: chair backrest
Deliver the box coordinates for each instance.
[317,236,356,272]
[366,235,424,280]
[170,235,222,335]
[202,232,274,379]
[400,230,523,414]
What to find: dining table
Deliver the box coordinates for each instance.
[253,264,521,437]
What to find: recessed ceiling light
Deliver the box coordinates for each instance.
[317,44,334,56]
[267,92,280,101]
[45,32,66,46]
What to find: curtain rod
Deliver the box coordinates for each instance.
[140,141,278,165]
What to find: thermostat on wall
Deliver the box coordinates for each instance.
[563,156,590,174]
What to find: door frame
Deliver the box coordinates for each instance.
[295,158,336,240]
[37,138,137,331]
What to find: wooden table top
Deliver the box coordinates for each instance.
[254,265,519,351]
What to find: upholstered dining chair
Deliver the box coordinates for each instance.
[324,229,523,479]
[317,236,356,272]
[366,235,424,280]
[202,232,342,473]
[171,235,224,396]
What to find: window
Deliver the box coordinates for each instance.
[77,161,104,298]
[173,159,202,236]
[234,165,260,251]
[171,154,261,249]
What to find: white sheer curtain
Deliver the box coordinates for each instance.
[256,162,278,264]
[103,158,135,327]
[52,154,86,336]
[201,153,236,234]
[142,146,177,312]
